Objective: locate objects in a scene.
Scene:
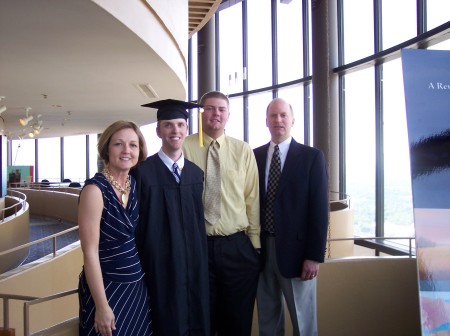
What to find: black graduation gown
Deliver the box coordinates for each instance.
[133,154,210,336]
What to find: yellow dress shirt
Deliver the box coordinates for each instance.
[183,132,261,248]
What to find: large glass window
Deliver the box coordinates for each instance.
[63,135,86,183]
[189,34,199,102]
[218,4,243,95]
[278,85,305,144]
[344,68,376,236]
[38,137,61,182]
[89,134,99,177]
[342,0,374,64]
[226,96,244,141]
[382,59,414,240]
[381,0,416,50]
[248,91,273,148]
[141,123,159,157]
[188,34,200,137]
[11,139,35,167]
[277,0,304,83]
[189,0,450,249]
[247,0,272,90]
[427,0,450,30]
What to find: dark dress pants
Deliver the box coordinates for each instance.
[207,231,261,336]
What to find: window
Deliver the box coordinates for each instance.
[188,35,200,136]
[344,68,376,236]
[89,134,99,177]
[247,0,272,90]
[226,96,244,141]
[38,138,61,182]
[382,59,414,240]
[11,139,35,167]
[248,91,273,148]
[63,135,86,183]
[141,123,159,157]
[381,0,416,50]
[427,0,450,30]
[277,0,304,83]
[189,34,199,102]
[342,0,374,64]
[278,85,305,144]
[218,4,243,95]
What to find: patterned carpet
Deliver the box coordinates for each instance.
[22,215,80,265]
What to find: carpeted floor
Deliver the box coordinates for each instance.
[22,215,79,265]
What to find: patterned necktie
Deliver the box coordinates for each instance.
[172,162,181,183]
[204,140,221,224]
[265,145,281,234]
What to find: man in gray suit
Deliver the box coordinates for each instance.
[253,98,329,336]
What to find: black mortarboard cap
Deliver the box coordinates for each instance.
[141,99,202,121]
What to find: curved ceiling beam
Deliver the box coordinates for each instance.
[188,0,222,38]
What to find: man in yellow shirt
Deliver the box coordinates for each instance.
[183,91,260,336]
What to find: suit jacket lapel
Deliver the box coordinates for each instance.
[278,139,300,193]
[259,143,270,196]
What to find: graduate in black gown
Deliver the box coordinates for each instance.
[133,99,210,336]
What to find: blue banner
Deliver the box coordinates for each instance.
[402,48,450,335]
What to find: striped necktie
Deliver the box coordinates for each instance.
[172,162,181,183]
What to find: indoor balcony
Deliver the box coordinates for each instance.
[0,188,420,336]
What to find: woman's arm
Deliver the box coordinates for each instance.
[79,184,116,336]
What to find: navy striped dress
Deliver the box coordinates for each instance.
[78,173,152,336]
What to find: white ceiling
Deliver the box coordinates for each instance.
[0,0,187,139]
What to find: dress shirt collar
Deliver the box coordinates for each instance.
[202,132,225,148]
[269,137,292,163]
[158,149,185,172]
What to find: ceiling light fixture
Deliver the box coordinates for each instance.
[19,107,33,126]
[32,118,43,135]
[135,83,159,99]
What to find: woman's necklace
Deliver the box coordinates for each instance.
[102,168,131,205]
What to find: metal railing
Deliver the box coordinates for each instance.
[0,234,415,334]
[327,236,416,258]
[9,181,83,190]
[0,289,78,336]
[0,225,79,259]
[0,189,27,223]
[1,186,80,263]
[1,293,38,331]
[329,191,351,212]
[24,289,78,336]
[1,187,80,334]
[326,192,415,257]
[0,223,79,334]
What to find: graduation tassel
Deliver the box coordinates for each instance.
[199,108,204,147]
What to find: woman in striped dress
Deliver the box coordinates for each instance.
[78,120,152,336]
